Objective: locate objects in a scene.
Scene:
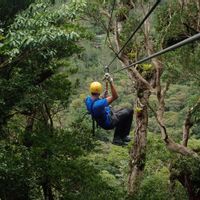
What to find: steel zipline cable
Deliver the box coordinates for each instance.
[111,32,200,74]
[106,0,161,69]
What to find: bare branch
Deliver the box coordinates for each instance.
[114,20,121,52]
[128,67,153,91]
[129,0,135,8]
[148,102,198,157]
[122,1,195,156]
[182,100,200,146]
[182,111,193,147]
[85,10,109,34]
[106,37,118,55]
[119,55,154,91]
[100,10,111,19]
[44,103,53,130]
[0,50,31,69]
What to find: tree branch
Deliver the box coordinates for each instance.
[85,10,109,35]
[114,20,121,52]
[100,10,111,19]
[120,55,153,91]
[182,100,200,146]
[148,102,198,157]
[33,69,54,85]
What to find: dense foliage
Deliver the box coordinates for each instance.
[0,0,199,199]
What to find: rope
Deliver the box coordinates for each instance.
[106,0,161,69]
[111,32,200,74]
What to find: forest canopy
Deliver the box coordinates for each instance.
[0,0,200,200]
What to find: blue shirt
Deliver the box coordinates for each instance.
[85,96,113,130]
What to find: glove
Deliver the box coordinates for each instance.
[104,73,113,83]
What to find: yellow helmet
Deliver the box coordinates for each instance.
[90,81,102,94]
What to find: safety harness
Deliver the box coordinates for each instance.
[90,99,98,136]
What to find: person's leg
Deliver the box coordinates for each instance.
[112,108,133,145]
[120,109,133,139]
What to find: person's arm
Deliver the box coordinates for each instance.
[100,90,108,99]
[104,74,118,104]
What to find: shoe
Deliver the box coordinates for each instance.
[122,135,131,142]
[112,138,128,146]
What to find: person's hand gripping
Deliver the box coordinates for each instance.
[104,73,113,83]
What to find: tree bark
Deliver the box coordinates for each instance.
[42,177,54,200]
[23,112,35,147]
[182,100,200,147]
[176,174,200,200]
[182,112,193,147]
[128,89,150,195]
[148,90,198,157]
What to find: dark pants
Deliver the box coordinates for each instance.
[111,108,133,139]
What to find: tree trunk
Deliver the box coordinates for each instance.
[176,175,200,200]
[128,88,150,195]
[42,177,54,200]
[40,105,54,200]
[23,113,35,147]
[182,113,193,147]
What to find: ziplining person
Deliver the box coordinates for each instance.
[84,0,161,146]
[85,73,133,146]
[84,0,200,147]
[84,31,200,147]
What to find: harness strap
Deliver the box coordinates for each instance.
[90,99,97,117]
[90,99,98,136]
[92,117,95,136]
